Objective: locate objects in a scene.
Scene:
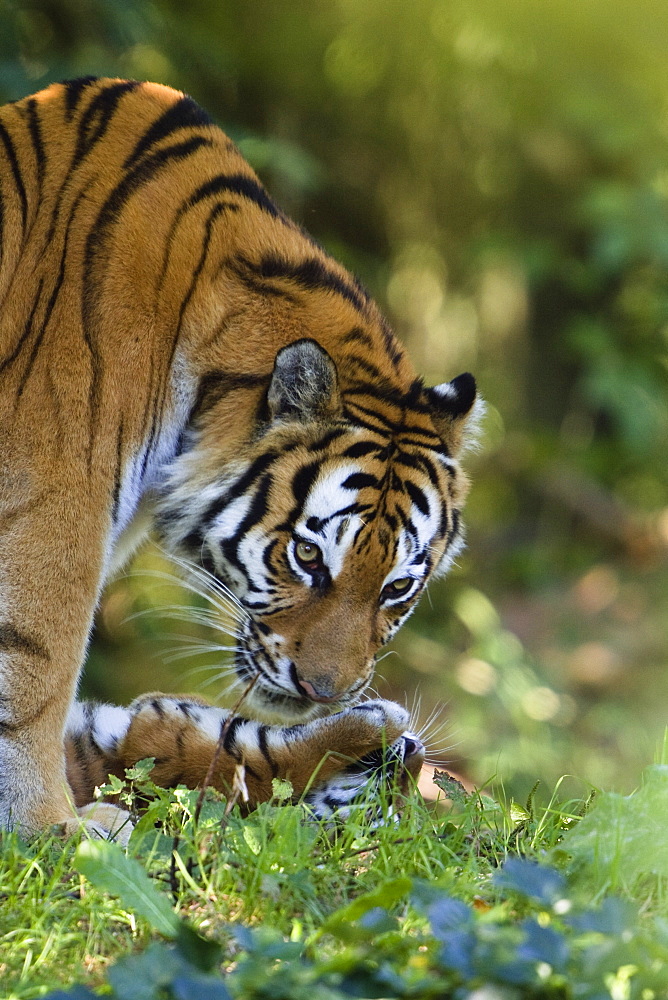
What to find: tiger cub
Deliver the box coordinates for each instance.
[0,78,479,836]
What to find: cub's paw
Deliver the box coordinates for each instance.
[305,729,424,820]
[58,803,134,846]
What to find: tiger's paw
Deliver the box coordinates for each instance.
[308,698,412,758]
[304,729,425,820]
[58,802,134,846]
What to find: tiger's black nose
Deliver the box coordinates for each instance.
[402,736,424,759]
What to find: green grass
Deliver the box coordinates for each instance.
[3,757,668,999]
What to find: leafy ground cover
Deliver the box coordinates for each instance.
[3,755,668,999]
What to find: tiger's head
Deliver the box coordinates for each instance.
[160,339,480,722]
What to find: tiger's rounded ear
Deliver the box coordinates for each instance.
[267,338,342,423]
[426,372,482,455]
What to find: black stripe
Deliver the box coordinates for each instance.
[124,94,213,170]
[72,80,140,169]
[217,472,273,580]
[398,452,442,490]
[189,371,269,423]
[343,440,384,459]
[347,354,383,380]
[291,460,320,504]
[25,99,46,193]
[148,199,234,441]
[44,80,133,246]
[306,427,348,452]
[393,504,409,531]
[257,725,279,778]
[16,184,90,399]
[0,120,27,229]
[345,380,430,414]
[397,427,444,444]
[189,173,282,219]
[305,501,373,535]
[405,481,429,517]
[111,417,124,523]
[225,473,272,555]
[200,550,218,580]
[156,169,284,296]
[342,472,379,491]
[446,509,460,545]
[201,450,278,528]
[262,538,279,572]
[170,200,234,376]
[245,253,368,314]
[138,353,159,481]
[221,716,245,756]
[82,135,213,463]
[322,794,347,812]
[251,644,279,676]
[342,326,374,348]
[404,517,419,542]
[231,267,299,303]
[384,512,398,533]
[0,625,49,659]
[82,701,100,749]
[0,277,43,374]
[87,134,214,266]
[343,400,397,433]
[380,318,404,367]
[62,77,98,120]
[158,198,239,292]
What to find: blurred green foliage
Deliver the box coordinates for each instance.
[2,0,668,798]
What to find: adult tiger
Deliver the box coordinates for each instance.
[0,78,479,836]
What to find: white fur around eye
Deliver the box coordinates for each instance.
[295,463,365,580]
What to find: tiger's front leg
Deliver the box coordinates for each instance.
[0,478,112,834]
[65,694,424,819]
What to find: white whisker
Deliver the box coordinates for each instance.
[179,662,239,678]
[129,606,242,641]
[127,550,248,624]
[126,569,241,618]
[195,671,239,691]
[160,645,237,665]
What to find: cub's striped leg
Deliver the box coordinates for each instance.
[64,695,424,821]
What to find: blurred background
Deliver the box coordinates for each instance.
[3,0,668,800]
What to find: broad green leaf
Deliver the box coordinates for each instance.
[322,877,411,940]
[494,858,567,904]
[74,839,180,938]
[562,765,668,882]
[271,777,294,801]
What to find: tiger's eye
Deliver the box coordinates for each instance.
[295,541,322,568]
[385,577,413,597]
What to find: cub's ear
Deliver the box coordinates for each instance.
[426,372,483,455]
[267,338,342,423]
